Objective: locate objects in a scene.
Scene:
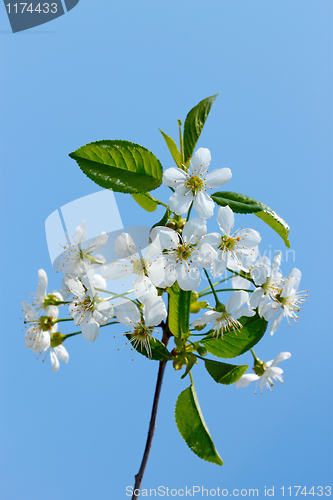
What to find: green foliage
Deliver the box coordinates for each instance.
[202,314,268,359]
[131,193,158,212]
[167,282,191,338]
[211,191,290,247]
[125,334,172,361]
[204,359,248,385]
[175,384,223,466]
[69,140,163,194]
[159,129,182,167]
[180,353,197,380]
[183,93,219,163]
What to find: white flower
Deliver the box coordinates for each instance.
[22,301,69,372]
[57,221,108,277]
[66,277,114,342]
[163,148,232,219]
[269,268,308,335]
[231,247,261,290]
[149,218,216,291]
[204,206,261,277]
[236,352,291,393]
[249,252,284,319]
[116,296,167,358]
[31,269,63,316]
[101,232,160,303]
[191,290,255,337]
[22,301,55,354]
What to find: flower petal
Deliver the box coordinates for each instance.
[203,233,222,249]
[85,232,108,253]
[225,290,249,314]
[210,251,227,277]
[143,296,167,327]
[150,227,178,251]
[114,232,138,257]
[192,243,217,268]
[192,310,222,326]
[81,317,100,342]
[149,255,177,288]
[182,217,207,245]
[193,191,215,219]
[270,310,284,335]
[36,269,48,301]
[269,351,291,367]
[134,275,158,303]
[95,301,114,325]
[236,374,259,388]
[249,287,264,308]
[236,228,261,249]
[65,278,85,298]
[116,299,141,327]
[22,301,38,321]
[176,261,201,291]
[101,258,135,280]
[54,345,69,363]
[168,187,193,216]
[217,206,234,235]
[81,277,96,302]
[50,350,60,372]
[190,148,211,176]
[72,221,87,245]
[232,308,255,320]
[205,168,232,188]
[162,167,187,187]
[251,265,269,286]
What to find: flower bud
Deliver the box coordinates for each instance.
[196,345,207,356]
[173,356,186,370]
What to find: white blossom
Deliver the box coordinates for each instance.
[249,252,284,319]
[204,206,261,278]
[269,268,308,335]
[31,269,63,316]
[149,218,216,291]
[22,301,56,354]
[116,296,167,358]
[236,352,291,393]
[191,290,255,337]
[163,148,232,219]
[66,277,114,342]
[102,232,160,302]
[57,221,108,277]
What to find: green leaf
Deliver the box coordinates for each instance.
[181,353,197,380]
[183,93,219,162]
[211,191,290,247]
[69,140,163,194]
[159,129,182,167]
[167,282,191,338]
[202,314,268,359]
[131,192,158,212]
[175,384,223,466]
[125,334,172,361]
[204,359,248,385]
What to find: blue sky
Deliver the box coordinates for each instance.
[0,1,332,499]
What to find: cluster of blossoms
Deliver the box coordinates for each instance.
[22,147,307,393]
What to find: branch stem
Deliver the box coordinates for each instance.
[131,322,172,499]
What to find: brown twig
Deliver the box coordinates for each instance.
[131,322,172,499]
